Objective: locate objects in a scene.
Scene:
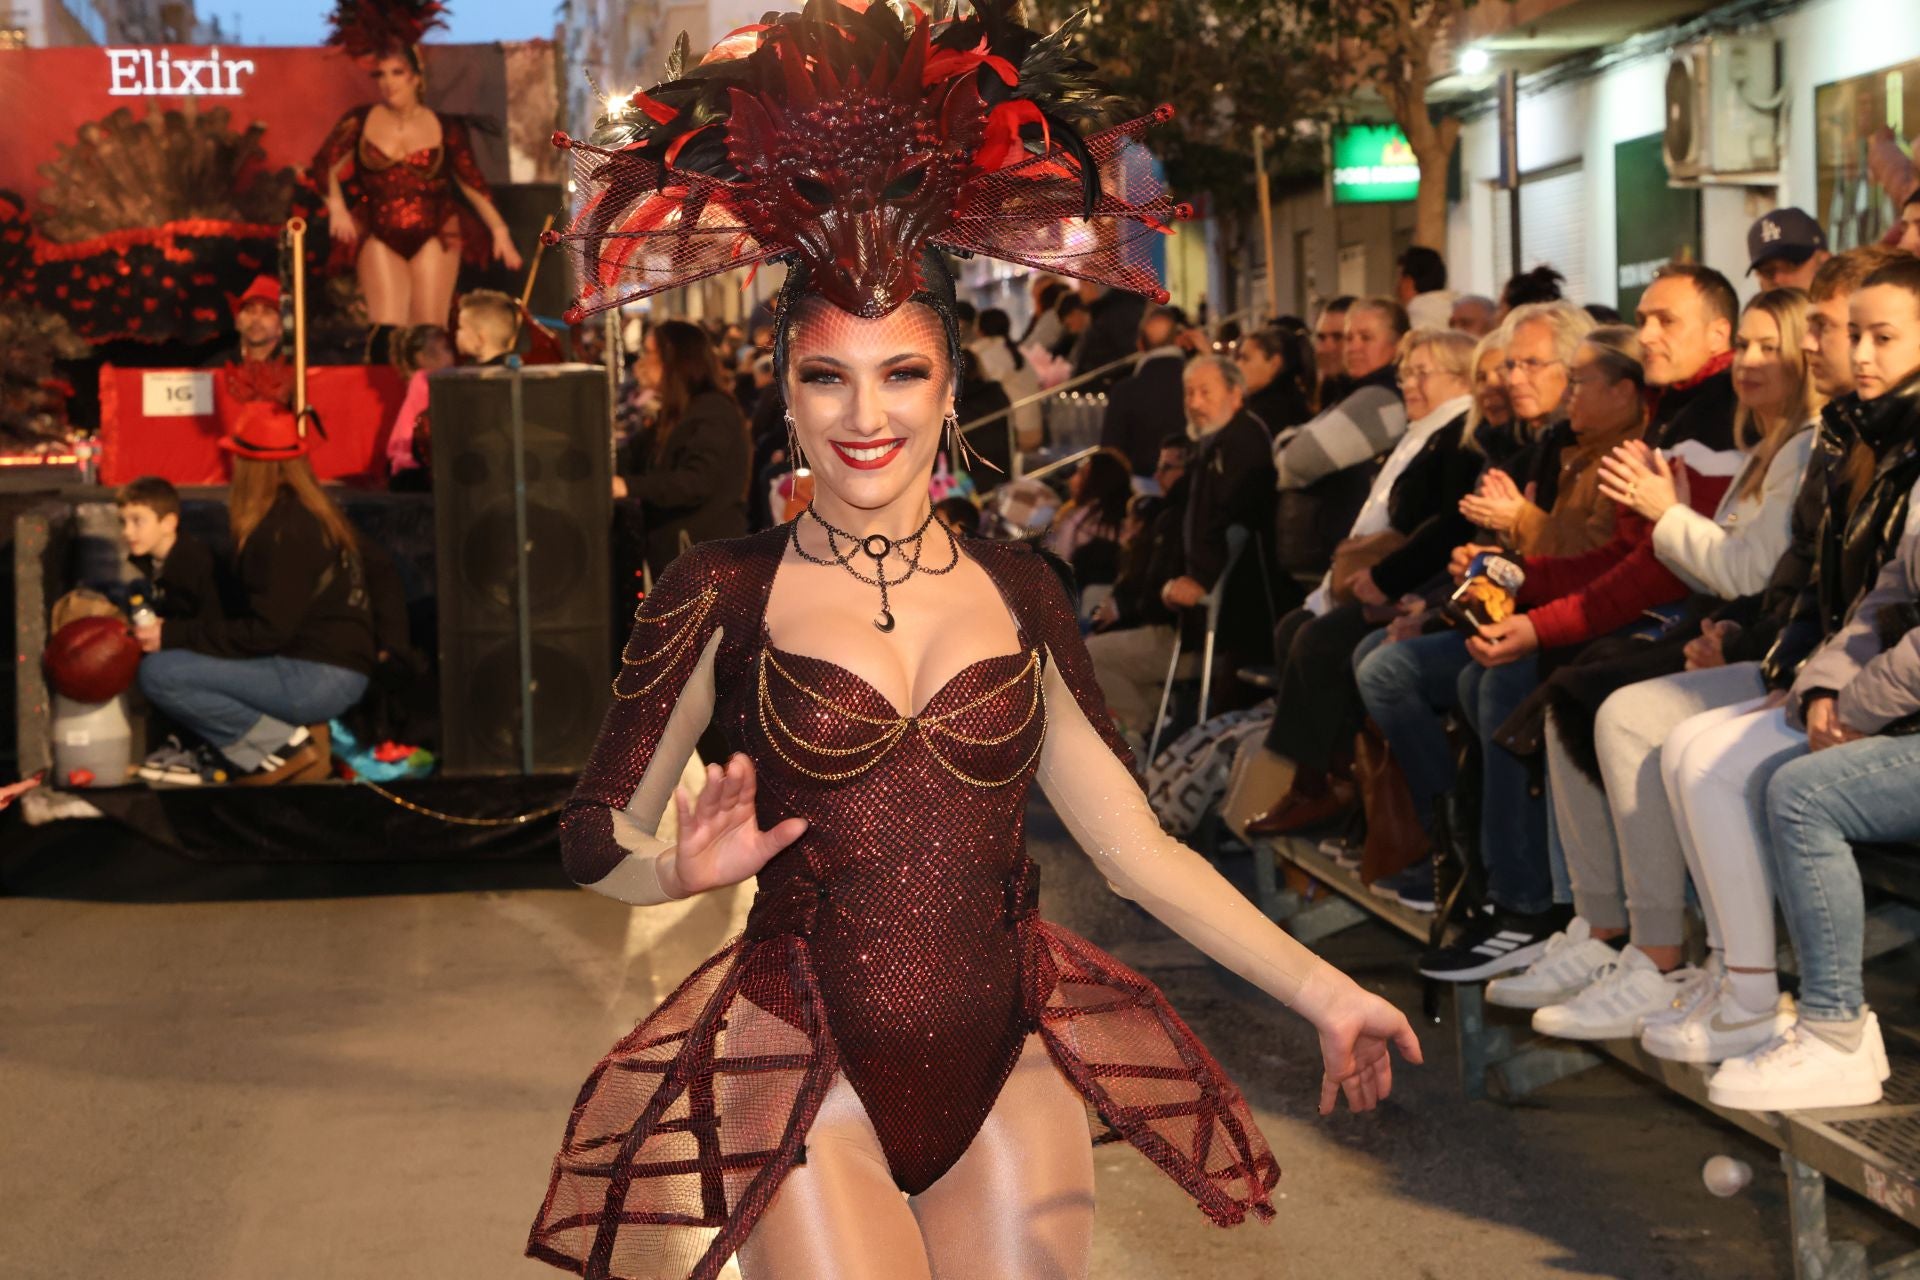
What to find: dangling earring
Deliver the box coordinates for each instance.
[945,405,999,475]
[785,409,809,475]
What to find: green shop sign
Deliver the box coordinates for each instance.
[1332,124,1420,204]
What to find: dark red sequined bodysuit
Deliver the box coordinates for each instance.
[310,105,492,266]
[527,528,1280,1280]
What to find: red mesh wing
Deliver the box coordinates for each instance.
[1033,922,1281,1226]
[554,140,785,322]
[526,937,839,1280]
[938,113,1187,302]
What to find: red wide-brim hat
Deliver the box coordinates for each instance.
[219,400,311,460]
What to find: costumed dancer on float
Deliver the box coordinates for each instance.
[311,0,522,356]
[526,5,1420,1278]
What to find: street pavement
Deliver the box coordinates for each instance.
[1,800,1907,1278]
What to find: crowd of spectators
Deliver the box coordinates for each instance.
[1056,201,1920,1117]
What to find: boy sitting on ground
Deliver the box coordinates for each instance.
[116,477,226,781]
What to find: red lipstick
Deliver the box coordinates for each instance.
[830,438,906,470]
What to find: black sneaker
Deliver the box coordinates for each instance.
[1418,908,1561,982]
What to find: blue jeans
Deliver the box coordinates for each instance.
[140,651,368,770]
[1354,627,1553,914]
[1457,654,1551,914]
[1355,625,1469,837]
[1765,733,1920,1022]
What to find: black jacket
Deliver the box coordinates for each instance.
[1071,290,1148,391]
[1185,409,1278,653]
[1713,400,1853,666]
[1764,377,1920,689]
[1652,364,1738,452]
[1246,378,1312,436]
[1371,415,1536,598]
[1355,412,1475,592]
[627,387,752,575]
[1099,351,1185,476]
[164,490,379,676]
[131,531,222,625]
[1108,477,1187,629]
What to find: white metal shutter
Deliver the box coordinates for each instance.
[1491,164,1589,305]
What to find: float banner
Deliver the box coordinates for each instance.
[0,41,567,203]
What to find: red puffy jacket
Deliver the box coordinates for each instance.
[1517,468,1733,651]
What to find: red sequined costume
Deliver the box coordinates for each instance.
[309,105,493,267]
[527,529,1281,1280]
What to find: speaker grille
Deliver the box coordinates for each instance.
[430,366,612,776]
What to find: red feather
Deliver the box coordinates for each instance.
[924,42,1017,89]
[627,91,678,125]
[973,100,1047,172]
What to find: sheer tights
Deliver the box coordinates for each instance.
[736,1033,1094,1280]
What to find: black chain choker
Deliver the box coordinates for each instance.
[791,503,960,633]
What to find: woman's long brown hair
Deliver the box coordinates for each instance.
[228,455,359,558]
[648,320,723,463]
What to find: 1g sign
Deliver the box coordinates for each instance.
[142,371,214,417]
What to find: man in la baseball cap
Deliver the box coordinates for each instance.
[1747,208,1830,290]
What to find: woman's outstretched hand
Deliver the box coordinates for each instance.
[1295,967,1423,1114]
[661,753,806,898]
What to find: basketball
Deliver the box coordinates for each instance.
[44,615,142,704]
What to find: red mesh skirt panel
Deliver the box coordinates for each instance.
[526,937,839,1280]
[1032,922,1282,1227]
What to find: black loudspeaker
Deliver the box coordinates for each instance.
[468,183,571,319]
[430,365,612,776]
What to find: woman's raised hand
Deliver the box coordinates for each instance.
[662,753,807,898]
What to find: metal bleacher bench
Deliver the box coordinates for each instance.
[1246,831,1920,1280]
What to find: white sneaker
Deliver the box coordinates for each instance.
[1640,981,1795,1064]
[1638,954,1722,1034]
[1532,947,1686,1040]
[1486,917,1617,1010]
[1708,1014,1890,1112]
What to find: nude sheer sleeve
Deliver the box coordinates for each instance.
[558,543,726,900]
[578,629,723,905]
[1035,655,1339,1013]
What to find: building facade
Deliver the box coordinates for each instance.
[3,0,213,48]
[1240,0,1920,324]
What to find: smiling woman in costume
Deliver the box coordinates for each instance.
[311,0,522,352]
[524,5,1420,1278]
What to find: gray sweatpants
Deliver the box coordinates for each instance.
[1546,662,1767,947]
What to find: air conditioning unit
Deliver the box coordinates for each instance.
[1663,35,1781,181]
